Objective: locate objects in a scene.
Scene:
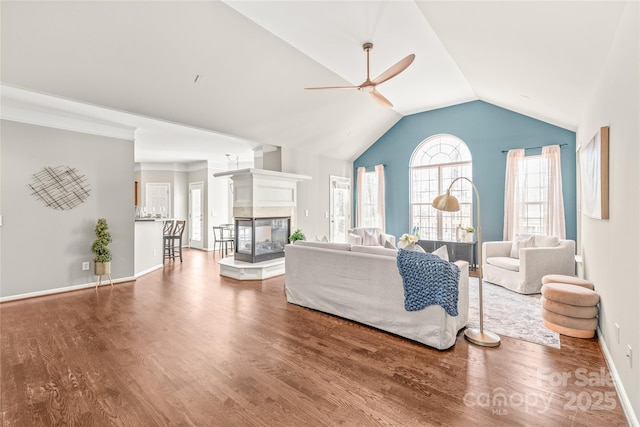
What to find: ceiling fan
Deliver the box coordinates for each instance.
[305,42,415,108]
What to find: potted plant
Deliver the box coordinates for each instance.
[463,226,475,242]
[289,229,306,243]
[91,218,112,275]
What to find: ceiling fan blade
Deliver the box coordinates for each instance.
[371,53,415,86]
[304,86,360,90]
[370,90,393,108]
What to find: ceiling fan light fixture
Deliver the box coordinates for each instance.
[304,41,414,108]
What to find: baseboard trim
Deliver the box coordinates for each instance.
[598,326,639,426]
[0,275,137,303]
[135,264,163,278]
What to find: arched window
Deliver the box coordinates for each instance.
[410,134,473,240]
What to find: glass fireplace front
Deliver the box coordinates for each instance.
[235,217,290,263]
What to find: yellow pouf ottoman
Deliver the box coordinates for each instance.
[541,282,599,339]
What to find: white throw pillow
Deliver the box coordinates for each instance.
[362,228,380,246]
[510,235,534,259]
[432,245,449,261]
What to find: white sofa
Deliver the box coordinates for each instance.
[483,236,576,295]
[284,240,469,350]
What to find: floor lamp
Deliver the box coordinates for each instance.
[432,177,500,347]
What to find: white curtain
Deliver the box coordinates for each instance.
[355,165,385,230]
[375,164,386,231]
[356,167,365,227]
[542,145,566,238]
[503,149,525,240]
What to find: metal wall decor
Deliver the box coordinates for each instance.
[29,165,91,210]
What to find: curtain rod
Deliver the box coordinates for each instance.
[501,143,568,154]
[358,164,387,169]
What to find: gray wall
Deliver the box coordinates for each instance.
[281,147,352,240]
[577,2,639,421]
[1,120,135,298]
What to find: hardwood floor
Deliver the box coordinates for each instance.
[1,249,629,426]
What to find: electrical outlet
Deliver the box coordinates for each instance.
[627,345,632,367]
[82,262,90,271]
[615,323,620,344]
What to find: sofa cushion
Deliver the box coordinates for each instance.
[432,245,449,261]
[510,235,534,259]
[487,256,520,272]
[293,241,352,251]
[351,245,397,257]
[384,240,395,249]
[534,235,560,248]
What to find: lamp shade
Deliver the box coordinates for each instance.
[432,193,460,212]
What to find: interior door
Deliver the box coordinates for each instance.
[189,182,204,250]
[145,183,170,217]
[330,176,351,243]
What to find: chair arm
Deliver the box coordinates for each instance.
[348,233,362,246]
[380,233,395,247]
[482,241,512,262]
[520,244,576,282]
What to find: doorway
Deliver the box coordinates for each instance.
[189,182,204,250]
[329,176,351,243]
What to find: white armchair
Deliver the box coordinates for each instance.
[483,236,575,294]
[348,227,395,247]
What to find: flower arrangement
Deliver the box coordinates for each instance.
[399,233,419,244]
[465,226,475,233]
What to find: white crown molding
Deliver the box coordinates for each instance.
[1,85,137,140]
[1,104,136,141]
[135,162,189,172]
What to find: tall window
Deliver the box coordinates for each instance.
[518,156,546,234]
[504,145,565,239]
[410,135,472,240]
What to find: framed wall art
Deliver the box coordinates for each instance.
[580,126,609,219]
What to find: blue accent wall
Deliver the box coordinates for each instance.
[354,100,576,243]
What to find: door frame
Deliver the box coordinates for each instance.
[329,175,351,243]
[188,182,204,250]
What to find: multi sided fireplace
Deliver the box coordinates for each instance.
[235,217,290,263]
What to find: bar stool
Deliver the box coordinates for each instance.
[163,220,175,263]
[168,221,185,262]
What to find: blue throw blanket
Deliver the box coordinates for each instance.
[396,250,460,316]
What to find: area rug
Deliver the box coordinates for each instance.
[467,278,560,348]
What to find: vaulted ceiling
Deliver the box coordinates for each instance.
[0,1,627,164]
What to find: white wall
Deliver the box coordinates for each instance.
[577,2,639,422]
[281,147,352,240]
[0,120,135,298]
[207,169,233,249]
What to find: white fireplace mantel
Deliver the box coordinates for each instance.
[213,168,311,217]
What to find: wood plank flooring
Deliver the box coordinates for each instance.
[1,249,629,426]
